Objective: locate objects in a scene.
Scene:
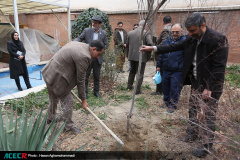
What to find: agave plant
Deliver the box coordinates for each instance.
[0,104,65,151]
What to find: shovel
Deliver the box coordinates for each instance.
[71,90,124,145]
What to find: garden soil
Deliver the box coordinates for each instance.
[53,60,226,160]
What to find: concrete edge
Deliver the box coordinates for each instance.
[0,84,46,104]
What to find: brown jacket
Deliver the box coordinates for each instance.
[42,41,91,100]
[156,23,172,45]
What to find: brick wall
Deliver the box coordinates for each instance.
[11,10,240,63]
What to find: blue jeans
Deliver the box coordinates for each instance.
[162,70,182,109]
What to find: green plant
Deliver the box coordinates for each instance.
[225,64,240,88]
[98,112,107,120]
[72,7,112,42]
[114,83,128,91]
[4,88,49,113]
[141,84,151,90]
[0,104,65,151]
[135,97,150,110]
[72,88,106,110]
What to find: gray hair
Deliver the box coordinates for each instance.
[139,20,145,26]
[185,12,206,28]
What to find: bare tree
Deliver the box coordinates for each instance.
[127,0,168,133]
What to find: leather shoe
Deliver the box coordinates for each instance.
[127,86,133,90]
[18,87,23,91]
[94,92,102,98]
[136,91,142,95]
[180,134,197,143]
[193,147,209,158]
[64,127,81,133]
[47,119,52,124]
[27,85,32,89]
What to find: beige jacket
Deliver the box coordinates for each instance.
[126,27,153,63]
[42,41,91,100]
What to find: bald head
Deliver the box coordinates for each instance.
[171,23,183,41]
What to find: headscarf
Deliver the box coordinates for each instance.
[11,31,21,49]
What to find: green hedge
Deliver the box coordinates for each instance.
[72,8,112,42]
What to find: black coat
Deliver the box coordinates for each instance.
[156,27,229,99]
[7,40,28,79]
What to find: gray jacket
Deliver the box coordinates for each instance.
[74,27,108,65]
[126,27,153,63]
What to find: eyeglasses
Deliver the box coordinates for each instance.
[172,31,180,34]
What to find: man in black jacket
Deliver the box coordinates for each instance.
[152,16,172,96]
[114,22,127,73]
[141,12,228,158]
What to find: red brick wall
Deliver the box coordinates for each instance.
[11,10,240,63]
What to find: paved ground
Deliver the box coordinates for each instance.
[0,62,47,103]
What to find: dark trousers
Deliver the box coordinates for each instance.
[127,61,146,93]
[85,58,101,94]
[162,70,182,108]
[155,52,162,93]
[15,74,32,89]
[155,68,163,93]
[187,79,219,145]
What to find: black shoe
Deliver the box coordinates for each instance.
[116,70,121,73]
[27,85,32,89]
[168,107,174,113]
[127,86,133,90]
[136,91,142,95]
[193,147,209,158]
[64,127,81,133]
[18,87,23,91]
[94,92,102,98]
[47,119,52,125]
[121,70,125,73]
[180,134,197,143]
[151,92,162,95]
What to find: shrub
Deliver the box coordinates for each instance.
[0,104,65,151]
[71,7,112,42]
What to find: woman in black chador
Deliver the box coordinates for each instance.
[7,31,32,91]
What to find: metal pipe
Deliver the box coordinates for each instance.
[67,0,71,42]
[12,0,20,37]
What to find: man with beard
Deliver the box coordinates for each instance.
[141,12,228,158]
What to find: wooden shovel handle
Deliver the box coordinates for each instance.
[71,91,124,145]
